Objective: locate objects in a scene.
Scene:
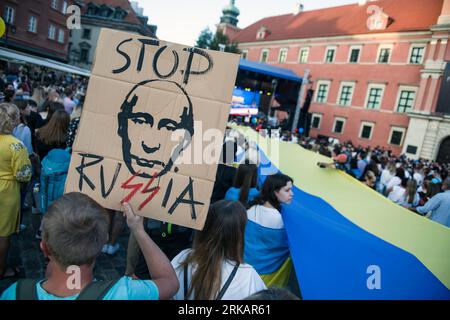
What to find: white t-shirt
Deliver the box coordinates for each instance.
[247,205,284,229]
[413,172,423,187]
[380,169,394,188]
[405,170,411,179]
[386,176,402,191]
[388,185,406,204]
[171,249,266,300]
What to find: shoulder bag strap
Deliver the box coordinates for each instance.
[76,279,119,300]
[216,263,240,300]
[183,264,188,300]
[16,279,40,300]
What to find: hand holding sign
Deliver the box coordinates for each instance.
[122,202,144,233]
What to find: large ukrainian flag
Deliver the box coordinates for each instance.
[233,125,450,299]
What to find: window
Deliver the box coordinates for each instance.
[360,122,375,140]
[51,0,58,10]
[337,82,355,106]
[409,46,425,64]
[80,48,89,63]
[299,48,309,63]
[389,127,406,146]
[82,28,91,40]
[325,48,336,63]
[349,47,361,63]
[62,1,68,14]
[377,45,392,64]
[58,29,65,43]
[28,16,38,33]
[241,50,248,60]
[260,49,269,63]
[406,145,418,155]
[4,6,15,25]
[333,118,346,134]
[315,81,330,103]
[365,84,385,109]
[311,114,322,129]
[396,87,418,113]
[278,48,288,63]
[48,24,56,40]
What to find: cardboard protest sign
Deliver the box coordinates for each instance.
[65,28,240,230]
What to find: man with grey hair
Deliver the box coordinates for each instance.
[0,192,179,300]
[416,177,450,228]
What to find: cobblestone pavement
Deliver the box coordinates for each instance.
[1,208,301,298]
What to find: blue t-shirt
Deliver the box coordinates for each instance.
[0,276,159,300]
[12,124,33,155]
[225,187,259,203]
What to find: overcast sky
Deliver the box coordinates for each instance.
[137,0,358,46]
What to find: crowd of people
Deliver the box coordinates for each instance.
[0,64,448,300]
[233,115,450,228]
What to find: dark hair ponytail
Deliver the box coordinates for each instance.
[233,164,258,207]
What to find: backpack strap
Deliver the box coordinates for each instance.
[16,279,40,300]
[216,263,240,300]
[183,262,240,300]
[183,264,188,300]
[76,279,119,300]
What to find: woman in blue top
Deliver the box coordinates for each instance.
[225,163,259,207]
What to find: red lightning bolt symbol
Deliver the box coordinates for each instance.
[120,171,160,211]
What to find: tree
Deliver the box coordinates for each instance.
[195,27,213,49]
[195,28,240,54]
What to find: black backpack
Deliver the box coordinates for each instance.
[16,279,119,300]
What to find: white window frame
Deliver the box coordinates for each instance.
[311,113,323,130]
[27,15,38,33]
[336,81,356,106]
[315,80,331,104]
[324,46,337,63]
[241,50,248,60]
[388,126,406,146]
[364,83,386,110]
[51,0,58,10]
[62,1,68,14]
[395,86,418,113]
[332,117,346,134]
[298,47,309,64]
[278,48,288,63]
[4,6,15,25]
[376,44,393,64]
[260,49,269,63]
[408,44,426,65]
[348,45,362,63]
[359,122,375,140]
[58,29,65,43]
[48,24,56,40]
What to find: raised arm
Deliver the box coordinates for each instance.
[122,203,179,300]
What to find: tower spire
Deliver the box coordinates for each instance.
[220,0,240,27]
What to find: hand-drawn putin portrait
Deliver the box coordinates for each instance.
[118,79,194,179]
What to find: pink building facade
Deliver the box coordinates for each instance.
[226,0,450,160]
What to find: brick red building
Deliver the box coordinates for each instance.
[0,0,76,62]
[68,0,156,70]
[226,0,450,161]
